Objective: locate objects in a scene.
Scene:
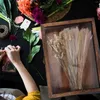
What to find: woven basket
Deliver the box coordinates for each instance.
[46,3,72,23]
[25,3,72,23]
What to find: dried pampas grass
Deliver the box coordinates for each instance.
[47,27,92,90]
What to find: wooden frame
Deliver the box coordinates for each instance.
[41,18,100,98]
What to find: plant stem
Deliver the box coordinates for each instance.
[47,0,73,17]
[33,67,44,80]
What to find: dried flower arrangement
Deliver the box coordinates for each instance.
[17,0,73,24]
[47,27,92,90]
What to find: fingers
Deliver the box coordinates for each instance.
[0,50,5,54]
[12,46,16,50]
[5,45,21,51]
[0,49,5,61]
[7,45,15,51]
[5,46,11,52]
[16,45,21,51]
[0,52,5,59]
[0,49,5,55]
[0,55,1,59]
[1,52,5,57]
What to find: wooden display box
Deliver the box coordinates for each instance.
[41,18,100,98]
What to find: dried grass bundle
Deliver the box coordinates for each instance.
[47,27,92,90]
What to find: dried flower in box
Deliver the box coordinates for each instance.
[47,27,92,90]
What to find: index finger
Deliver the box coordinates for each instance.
[0,50,5,54]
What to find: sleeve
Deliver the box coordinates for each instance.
[16,91,40,100]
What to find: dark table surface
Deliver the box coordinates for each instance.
[0,0,100,95]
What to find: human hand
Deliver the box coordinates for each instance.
[0,50,5,61]
[5,45,21,65]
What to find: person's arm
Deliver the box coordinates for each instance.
[14,62,38,93]
[5,45,38,93]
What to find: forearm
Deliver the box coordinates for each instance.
[13,61,38,93]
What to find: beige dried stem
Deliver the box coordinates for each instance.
[47,27,92,90]
[61,27,80,90]
[77,28,92,89]
[47,31,77,90]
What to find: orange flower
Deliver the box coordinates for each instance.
[17,0,32,17]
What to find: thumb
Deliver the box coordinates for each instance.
[16,46,21,51]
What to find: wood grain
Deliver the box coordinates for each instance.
[41,18,100,98]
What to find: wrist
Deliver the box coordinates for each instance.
[13,61,23,69]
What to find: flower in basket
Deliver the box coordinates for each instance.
[56,0,62,4]
[17,0,45,24]
[32,6,46,24]
[17,0,73,24]
[17,0,33,18]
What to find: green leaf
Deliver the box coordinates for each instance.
[0,13,10,23]
[30,33,35,45]
[0,0,7,16]
[33,36,40,46]
[40,0,54,9]
[28,45,40,63]
[45,0,73,17]
[0,13,11,31]
[4,0,12,19]
[23,29,36,45]
[23,28,31,42]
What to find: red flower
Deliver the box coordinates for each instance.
[9,35,17,40]
[32,7,46,24]
[56,0,62,4]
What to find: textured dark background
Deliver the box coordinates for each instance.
[0,0,100,99]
